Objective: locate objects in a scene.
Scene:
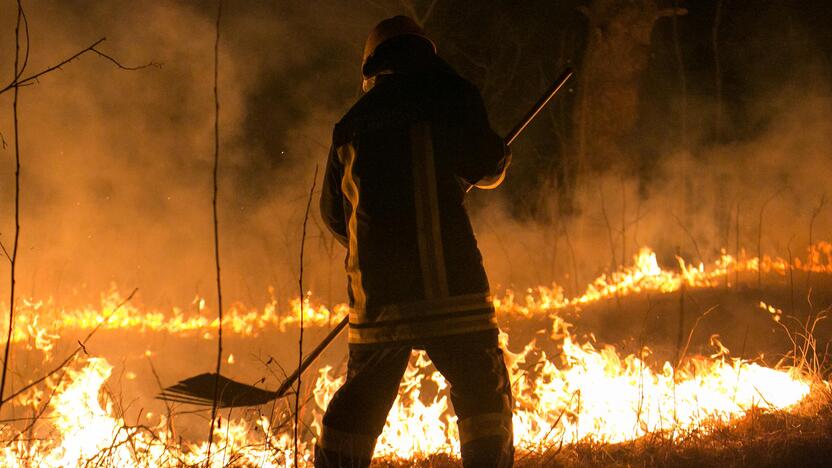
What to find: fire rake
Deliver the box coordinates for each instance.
[157,68,574,408]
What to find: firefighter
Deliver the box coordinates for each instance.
[317,15,513,467]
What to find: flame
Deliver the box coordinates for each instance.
[307,329,814,456]
[509,335,811,447]
[0,243,829,465]
[1,243,830,344]
[2,356,309,466]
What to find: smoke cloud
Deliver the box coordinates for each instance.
[0,1,829,312]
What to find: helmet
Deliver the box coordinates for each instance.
[361,15,436,91]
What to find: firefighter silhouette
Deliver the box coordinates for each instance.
[316,16,514,468]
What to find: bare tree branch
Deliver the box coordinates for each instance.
[90,47,160,71]
[672,213,703,264]
[0,0,26,414]
[806,193,826,291]
[598,184,618,269]
[734,201,741,287]
[712,0,724,139]
[1,38,102,94]
[207,0,224,465]
[0,1,156,418]
[757,187,785,290]
[0,37,159,96]
[295,164,319,467]
[0,239,10,263]
[13,3,30,80]
[670,0,688,148]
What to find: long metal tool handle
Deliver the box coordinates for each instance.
[275,68,575,396]
[273,316,349,398]
[504,68,573,146]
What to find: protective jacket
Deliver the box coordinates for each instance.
[320,56,510,346]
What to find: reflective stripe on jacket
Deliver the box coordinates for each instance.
[320,57,509,345]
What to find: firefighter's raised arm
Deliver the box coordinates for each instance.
[449,81,512,190]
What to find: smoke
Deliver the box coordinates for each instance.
[0,1,377,306]
[475,90,832,293]
[473,11,832,294]
[0,1,830,311]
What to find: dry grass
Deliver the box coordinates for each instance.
[543,402,832,468]
[369,398,832,467]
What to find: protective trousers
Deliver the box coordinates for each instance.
[314,332,514,467]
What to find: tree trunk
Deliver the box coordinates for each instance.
[572,0,686,176]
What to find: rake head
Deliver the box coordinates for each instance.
[157,373,280,408]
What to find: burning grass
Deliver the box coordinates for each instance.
[0,244,831,466]
[527,396,832,468]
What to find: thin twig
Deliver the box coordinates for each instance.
[0,239,10,263]
[1,38,102,94]
[1,288,137,405]
[807,194,826,291]
[672,250,685,421]
[634,295,654,434]
[206,0,224,464]
[598,185,618,269]
[262,354,291,382]
[671,213,703,264]
[0,38,158,96]
[147,357,176,442]
[12,4,30,81]
[89,48,159,71]
[258,354,289,468]
[734,201,740,288]
[757,187,784,290]
[564,224,579,296]
[731,325,751,407]
[712,0,724,139]
[221,405,234,467]
[516,390,577,463]
[295,164,319,466]
[787,237,796,316]
[2,368,66,447]
[620,179,627,265]
[0,1,25,413]
[677,305,718,368]
[671,0,688,147]
[547,218,560,287]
